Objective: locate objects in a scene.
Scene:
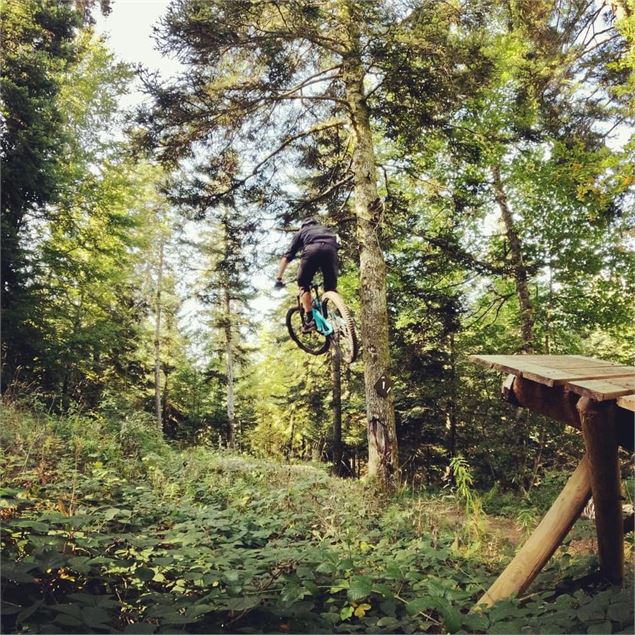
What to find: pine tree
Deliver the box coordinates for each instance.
[183,204,255,447]
[1,0,81,386]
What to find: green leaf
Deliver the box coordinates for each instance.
[136,567,155,581]
[347,576,373,602]
[81,606,110,625]
[587,622,612,634]
[123,623,157,634]
[379,599,397,617]
[426,578,449,596]
[461,612,489,631]
[221,597,260,611]
[55,614,83,627]
[439,604,462,634]
[490,621,521,634]
[0,487,22,497]
[222,570,240,584]
[316,561,336,574]
[384,565,404,580]
[185,604,215,619]
[607,603,632,623]
[103,507,124,520]
[11,520,49,532]
[0,565,35,583]
[52,604,83,619]
[340,605,354,621]
[406,597,434,616]
[68,556,92,573]
[296,566,316,580]
[16,601,43,625]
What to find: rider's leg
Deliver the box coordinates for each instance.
[297,249,319,322]
[301,290,313,317]
[321,246,339,292]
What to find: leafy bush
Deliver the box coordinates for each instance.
[1,405,633,634]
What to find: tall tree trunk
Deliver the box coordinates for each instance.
[154,240,165,433]
[342,17,399,486]
[287,410,295,461]
[162,369,170,435]
[492,165,535,352]
[331,340,343,476]
[545,263,553,353]
[223,284,235,448]
[446,334,457,461]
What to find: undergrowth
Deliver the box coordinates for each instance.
[1,404,633,634]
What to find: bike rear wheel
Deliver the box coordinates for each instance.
[322,291,358,364]
[286,307,330,356]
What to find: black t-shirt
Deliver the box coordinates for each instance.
[283,224,338,262]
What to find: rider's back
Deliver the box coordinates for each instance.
[296,223,338,251]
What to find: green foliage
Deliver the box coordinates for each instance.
[2,405,633,634]
[1,0,82,384]
[4,0,634,493]
[1,21,168,408]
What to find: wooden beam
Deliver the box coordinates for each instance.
[577,397,624,585]
[568,377,635,401]
[617,394,635,412]
[476,456,592,608]
[501,375,634,451]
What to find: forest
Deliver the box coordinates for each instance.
[1,0,634,633]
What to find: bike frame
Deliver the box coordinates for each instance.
[301,285,333,336]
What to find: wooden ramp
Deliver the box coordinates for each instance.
[471,354,635,608]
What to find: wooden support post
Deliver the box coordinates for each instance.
[577,397,624,585]
[477,456,592,608]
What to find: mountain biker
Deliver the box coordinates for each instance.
[275,218,339,332]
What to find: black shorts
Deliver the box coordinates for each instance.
[297,243,338,292]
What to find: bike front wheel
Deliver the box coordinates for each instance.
[286,307,330,356]
[322,291,359,364]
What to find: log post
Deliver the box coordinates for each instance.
[477,456,592,608]
[577,397,624,585]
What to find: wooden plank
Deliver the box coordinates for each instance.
[518,355,622,369]
[568,355,622,365]
[471,355,635,388]
[617,394,635,413]
[476,456,592,608]
[521,366,635,388]
[567,377,635,401]
[471,354,621,371]
[578,398,624,585]
[471,355,584,385]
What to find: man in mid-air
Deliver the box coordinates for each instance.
[275,217,339,332]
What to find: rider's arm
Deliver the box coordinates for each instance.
[277,231,303,280]
[276,256,289,281]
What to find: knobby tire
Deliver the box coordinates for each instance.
[322,291,358,364]
[286,306,330,356]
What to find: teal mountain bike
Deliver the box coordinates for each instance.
[285,285,358,364]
